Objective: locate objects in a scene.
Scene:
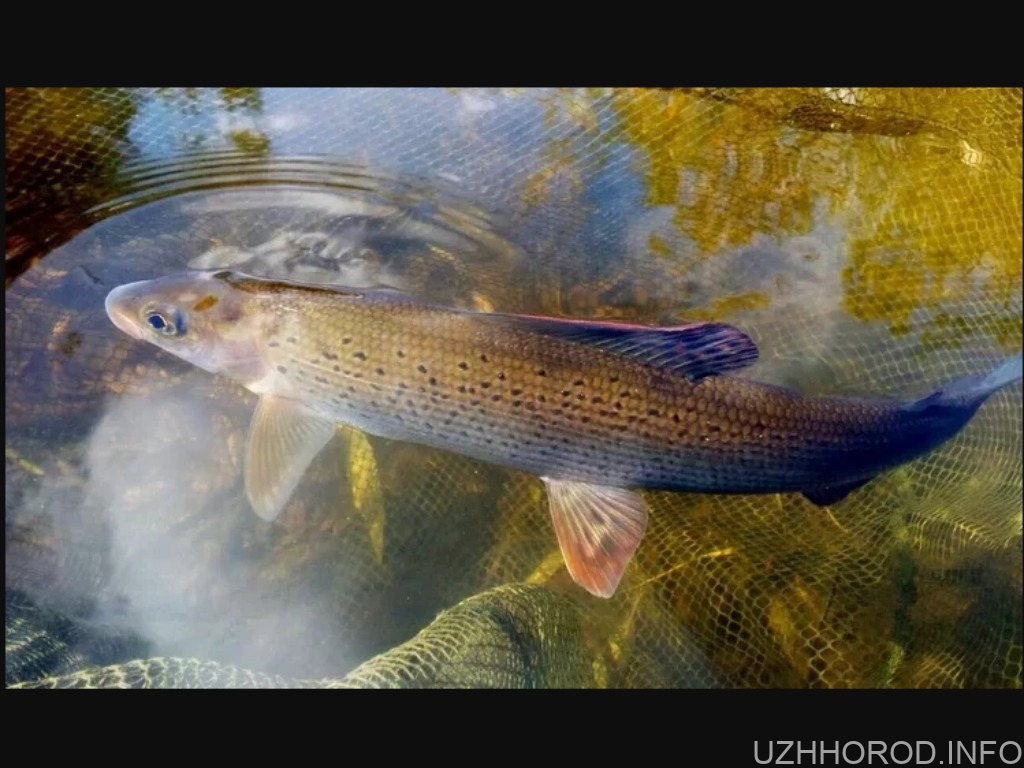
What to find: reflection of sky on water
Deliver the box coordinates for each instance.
[126,89,651,219]
[130,89,546,170]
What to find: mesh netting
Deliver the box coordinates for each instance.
[5,88,1022,688]
[7,584,593,688]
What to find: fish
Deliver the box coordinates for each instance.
[104,270,1024,598]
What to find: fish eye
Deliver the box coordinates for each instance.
[145,308,187,337]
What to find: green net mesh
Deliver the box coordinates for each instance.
[5,87,1022,688]
[7,584,594,688]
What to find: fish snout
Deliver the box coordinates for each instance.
[105,284,145,340]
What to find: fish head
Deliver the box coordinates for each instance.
[105,270,270,385]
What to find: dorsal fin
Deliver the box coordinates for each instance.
[474,312,759,379]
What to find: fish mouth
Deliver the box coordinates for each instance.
[104,283,145,340]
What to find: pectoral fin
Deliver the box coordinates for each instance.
[801,477,873,507]
[244,395,337,522]
[542,478,649,598]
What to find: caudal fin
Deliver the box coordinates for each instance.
[802,354,1021,510]
[905,352,1023,412]
[979,352,1024,393]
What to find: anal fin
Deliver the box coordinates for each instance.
[245,395,337,521]
[542,478,649,598]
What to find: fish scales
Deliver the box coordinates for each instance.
[104,270,1023,597]
[269,288,916,493]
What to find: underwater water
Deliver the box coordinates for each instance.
[5,87,1022,688]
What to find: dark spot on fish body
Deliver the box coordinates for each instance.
[573,379,584,387]
[314,375,328,384]
[491,394,502,402]
[397,350,406,358]
[268,341,281,348]
[480,353,489,363]
[333,365,341,372]
[497,372,506,381]
[418,364,428,374]
[287,336,298,345]
[535,368,547,377]
[591,396,604,404]
[277,365,288,374]
[428,376,437,385]
[323,351,339,361]
[352,351,367,361]
[458,361,469,370]
[647,408,660,417]
[458,385,467,394]
[480,381,491,389]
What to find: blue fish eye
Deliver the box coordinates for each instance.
[146,309,187,337]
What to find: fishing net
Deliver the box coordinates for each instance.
[7,584,593,688]
[5,87,1022,688]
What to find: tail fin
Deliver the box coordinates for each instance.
[905,353,1023,412]
[803,353,1021,509]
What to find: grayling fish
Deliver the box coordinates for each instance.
[105,270,1023,598]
